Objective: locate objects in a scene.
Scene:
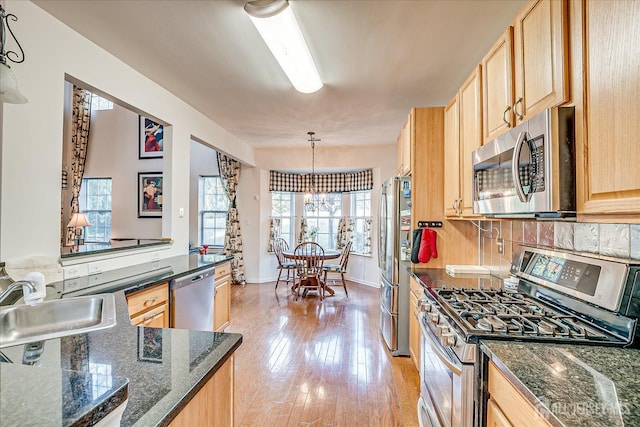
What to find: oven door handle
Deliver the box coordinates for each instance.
[418,313,463,376]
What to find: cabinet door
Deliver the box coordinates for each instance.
[399,114,412,176]
[513,0,568,123]
[170,355,234,427]
[573,0,640,217]
[408,277,421,372]
[488,361,552,427]
[214,275,231,332]
[458,66,483,218]
[486,399,513,427]
[130,302,168,328]
[482,26,514,143]
[444,95,461,217]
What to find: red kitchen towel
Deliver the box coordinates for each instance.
[418,228,438,263]
[418,229,431,263]
[426,228,438,259]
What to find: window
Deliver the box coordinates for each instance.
[80,178,112,243]
[271,191,294,248]
[200,176,229,247]
[90,94,113,111]
[351,190,372,254]
[305,193,342,250]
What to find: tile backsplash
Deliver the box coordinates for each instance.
[479,220,640,272]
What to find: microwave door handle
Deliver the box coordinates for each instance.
[512,132,531,203]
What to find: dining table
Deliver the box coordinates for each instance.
[282,249,341,296]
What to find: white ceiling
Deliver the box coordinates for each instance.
[33,0,526,148]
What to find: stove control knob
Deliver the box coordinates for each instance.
[436,325,449,336]
[418,300,431,312]
[440,333,456,347]
[428,313,439,324]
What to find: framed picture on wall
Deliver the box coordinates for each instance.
[139,116,164,159]
[138,172,163,218]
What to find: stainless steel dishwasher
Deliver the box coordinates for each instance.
[170,267,215,331]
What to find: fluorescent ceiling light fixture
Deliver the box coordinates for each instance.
[244,0,323,94]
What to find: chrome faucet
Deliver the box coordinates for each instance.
[0,281,37,304]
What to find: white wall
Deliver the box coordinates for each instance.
[0,0,254,268]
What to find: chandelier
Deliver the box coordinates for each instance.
[303,131,334,212]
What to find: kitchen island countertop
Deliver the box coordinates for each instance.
[0,254,241,426]
[481,340,640,427]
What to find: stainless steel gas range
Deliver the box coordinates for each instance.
[414,246,640,427]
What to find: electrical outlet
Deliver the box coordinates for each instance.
[496,238,505,255]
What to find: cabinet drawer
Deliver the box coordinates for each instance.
[130,302,168,328]
[126,282,168,317]
[214,262,231,280]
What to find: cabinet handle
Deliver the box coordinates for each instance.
[502,106,512,128]
[452,199,459,213]
[144,296,158,306]
[513,97,523,121]
[458,198,463,215]
[143,311,160,322]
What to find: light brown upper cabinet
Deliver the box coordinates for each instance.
[397,114,412,176]
[444,66,482,218]
[482,0,569,144]
[572,0,640,219]
[482,27,514,143]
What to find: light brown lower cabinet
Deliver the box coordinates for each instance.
[408,276,422,372]
[486,399,513,427]
[126,282,169,328]
[487,361,551,427]
[170,354,235,427]
[214,261,232,332]
[130,302,168,327]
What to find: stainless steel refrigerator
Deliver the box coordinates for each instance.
[378,176,412,356]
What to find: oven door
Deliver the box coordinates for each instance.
[418,312,475,427]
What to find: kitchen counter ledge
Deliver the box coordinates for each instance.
[481,340,640,427]
[0,254,241,427]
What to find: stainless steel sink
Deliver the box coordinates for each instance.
[0,294,117,348]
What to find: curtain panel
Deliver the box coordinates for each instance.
[336,217,355,250]
[64,86,92,246]
[267,218,281,253]
[217,153,246,284]
[269,169,373,193]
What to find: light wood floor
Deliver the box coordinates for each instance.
[226,280,420,427]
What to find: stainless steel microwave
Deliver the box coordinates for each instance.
[471,107,576,218]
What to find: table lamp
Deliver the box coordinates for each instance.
[67,212,91,246]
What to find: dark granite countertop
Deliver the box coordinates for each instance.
[60,239,173,259]
[0,254,241,426]
[481,340,640,427]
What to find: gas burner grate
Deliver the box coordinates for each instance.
[438,288,610,341]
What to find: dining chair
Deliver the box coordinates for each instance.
[273,237,295,290]
[322,240,352,297]
[293,241,325,300]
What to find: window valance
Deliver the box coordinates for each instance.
[269,169,373,193]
